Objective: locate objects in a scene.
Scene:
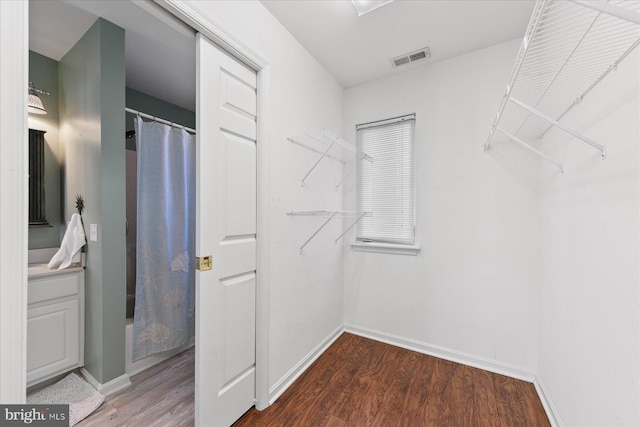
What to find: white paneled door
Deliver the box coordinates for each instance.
[195,34,257,427]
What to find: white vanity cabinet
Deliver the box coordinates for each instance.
[27,264,85,387]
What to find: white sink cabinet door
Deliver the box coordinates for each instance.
[27,299,81,385]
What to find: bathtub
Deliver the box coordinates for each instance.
[125,318,195,376]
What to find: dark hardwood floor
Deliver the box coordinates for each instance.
[77,333,550,426]
[235,333,550,427]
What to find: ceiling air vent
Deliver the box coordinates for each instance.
[391,47,431,68]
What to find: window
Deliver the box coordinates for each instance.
[356,114,416,248]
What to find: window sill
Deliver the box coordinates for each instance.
[351,241,420,256]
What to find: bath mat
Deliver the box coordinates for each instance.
[27,372,104,426]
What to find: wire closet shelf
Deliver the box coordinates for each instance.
[483,0,640,173]
[288,129,373,188]
[287,128,374,254]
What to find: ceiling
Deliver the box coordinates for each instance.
[29,0,535,111]
[261,0,535,87]
[29,0,196,111]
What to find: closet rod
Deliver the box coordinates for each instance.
[125,107,196,134]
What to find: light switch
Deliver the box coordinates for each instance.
[90,224,98,242]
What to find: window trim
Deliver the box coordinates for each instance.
[355,113,416,130]
[351,241,420,256]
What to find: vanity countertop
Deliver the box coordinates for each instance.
[28,248,85,279]
[28,263,84,279]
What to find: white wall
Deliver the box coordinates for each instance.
[188,1,344,400]
[342,39,540,376]
[537,48,639,427]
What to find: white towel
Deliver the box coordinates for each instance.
[48,213,87,270]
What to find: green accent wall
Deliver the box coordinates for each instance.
[59,18,126,384]
[28,51,61,249]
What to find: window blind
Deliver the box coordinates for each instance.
[356,115,415,245]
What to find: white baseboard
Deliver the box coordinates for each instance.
[344,324,536,382]
[268,325,344,405]
[80,368,131,397]
[534,377,563,427]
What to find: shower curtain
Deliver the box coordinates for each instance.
[133,117,195,361]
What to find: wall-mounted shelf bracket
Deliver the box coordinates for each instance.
[496,128,564,174]
[298,211,337,254]
[509,97,606,159]
[299,136,338,187]
[335,152,373,190]
[334,212,368,243]
[287,210,370,254]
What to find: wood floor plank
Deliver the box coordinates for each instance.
[515,380,552,427]
[494,374,529,427]
[323,414,347,427]
[471,366,501,427]
[370,347,419,426]
[432,359,460,427]
[449,364,476,427]
[399,352,436,427]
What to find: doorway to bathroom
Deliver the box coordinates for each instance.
[27,0,201,400]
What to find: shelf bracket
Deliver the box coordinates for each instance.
[298,212,337,254]
[334,212,368,244]
[300,133,337,187]
[335,153,373,191]
[509,97,606,159]
[496,127,564,173]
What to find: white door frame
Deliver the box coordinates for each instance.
[156,0,271,411]
[0,0,28,404]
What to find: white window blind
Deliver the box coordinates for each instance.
[356,114,415,245]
